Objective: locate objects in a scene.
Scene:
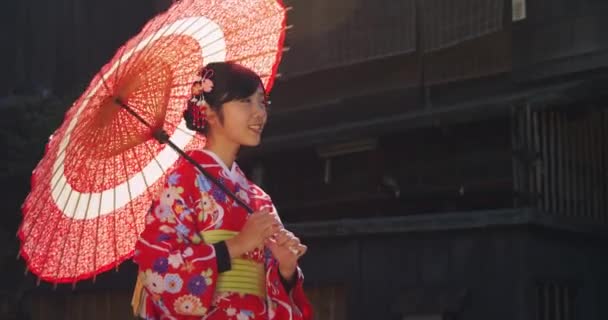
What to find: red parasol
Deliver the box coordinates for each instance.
[18,0,288,285]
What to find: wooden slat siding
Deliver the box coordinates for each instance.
[586,114,593,220]
[563,114,572,217]
[573,114,580,219]
[565,113,572,217]
[552,112,559,216]
[599,111,604,223]
[523,105,533,207]
[554,284,560,320]
[30,288,348,320]
[31,291,134,320]
[572,115,579,218]
[512,107,521,208]
[597,112,608,223]
[542,285,553,320]
[581,117,589,220]
[603,110,608,224]
[533,109,543,212]
[541,111,550,213]
[601,111,605,223]
[575,119,584,220]
[554,113,562,216]
[590,114,596,220]
[306,285,347,320]
[595,113,603,222]
[550,112,558,215]
[523,107,529,206]
[582,115,590,220]
[589,114,599,222]
[569,116,576,218]
[561,113,569,217]
[566,113,574,218]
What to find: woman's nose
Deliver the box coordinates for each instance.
[253,102,267,116]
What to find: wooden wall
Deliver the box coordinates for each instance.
[243,117,514,223]
[512,106,608,223]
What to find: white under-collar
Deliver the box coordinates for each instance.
[201,149,239,181]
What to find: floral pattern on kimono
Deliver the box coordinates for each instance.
[133,150,312,320]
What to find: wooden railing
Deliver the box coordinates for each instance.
[511,105,608,223]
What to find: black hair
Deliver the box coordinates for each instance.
[183,61,265,134]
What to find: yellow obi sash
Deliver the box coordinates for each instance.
[202,230,266,298]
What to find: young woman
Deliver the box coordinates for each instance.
[133,62,312,320]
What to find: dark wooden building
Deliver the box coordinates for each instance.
[2,0,608,319]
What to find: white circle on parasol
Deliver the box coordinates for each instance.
[51,17,226,220]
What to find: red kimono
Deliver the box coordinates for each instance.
[133,150,312,320]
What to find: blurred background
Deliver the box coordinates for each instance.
[1,0,607,319]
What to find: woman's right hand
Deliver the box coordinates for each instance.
[225,209,280,258]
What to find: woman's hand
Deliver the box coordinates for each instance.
[226,209,280,258]
[265,229,307,280]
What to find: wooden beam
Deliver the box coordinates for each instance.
[286,208,608,238]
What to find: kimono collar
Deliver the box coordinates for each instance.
[201,149,241,182]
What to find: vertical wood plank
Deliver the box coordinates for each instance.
[575,120,583,219]
[533,110,542,211]
[583,114,591,220]
[525,105,534,206]
[555,113,567,215]
[563,115,572,217]
[542,111,550,213]
[549,112,558,214]
[603,111,608,224]
[590,115,600,222]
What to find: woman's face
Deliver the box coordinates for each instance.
[208,86,267,147]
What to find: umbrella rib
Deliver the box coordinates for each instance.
[109,3,175,96]
[20,153,68,246]
[173,125,198,139]
[108,2,190,90]
[64,125,109,283]
[69,124,107,285]
[111,155,119,271]
[106,10,224,126]
[119,11,206,91]
[122,150,139,250]
[116,111,143,251]
[21,172,66,272]
[37,184,75,282]
[131,20,286,121]
[198,23,288,58]
[39,117,106,282]
[166,119,209,146]
[130,141,156,239]
[142,138,167,185]
[21,134,77,261]
[52,185,83,282]
[108,106,132,270]
[118,21,217,115]
[92,152,109,283]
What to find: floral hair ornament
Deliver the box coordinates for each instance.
[185,67,215,132]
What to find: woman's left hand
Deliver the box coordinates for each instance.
[265,229,307,280]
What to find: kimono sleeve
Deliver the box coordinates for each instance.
[267,262,313,320]
[265,205,314,320]
[133,158,224,318]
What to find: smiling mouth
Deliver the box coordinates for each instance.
[248,124,264,134]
